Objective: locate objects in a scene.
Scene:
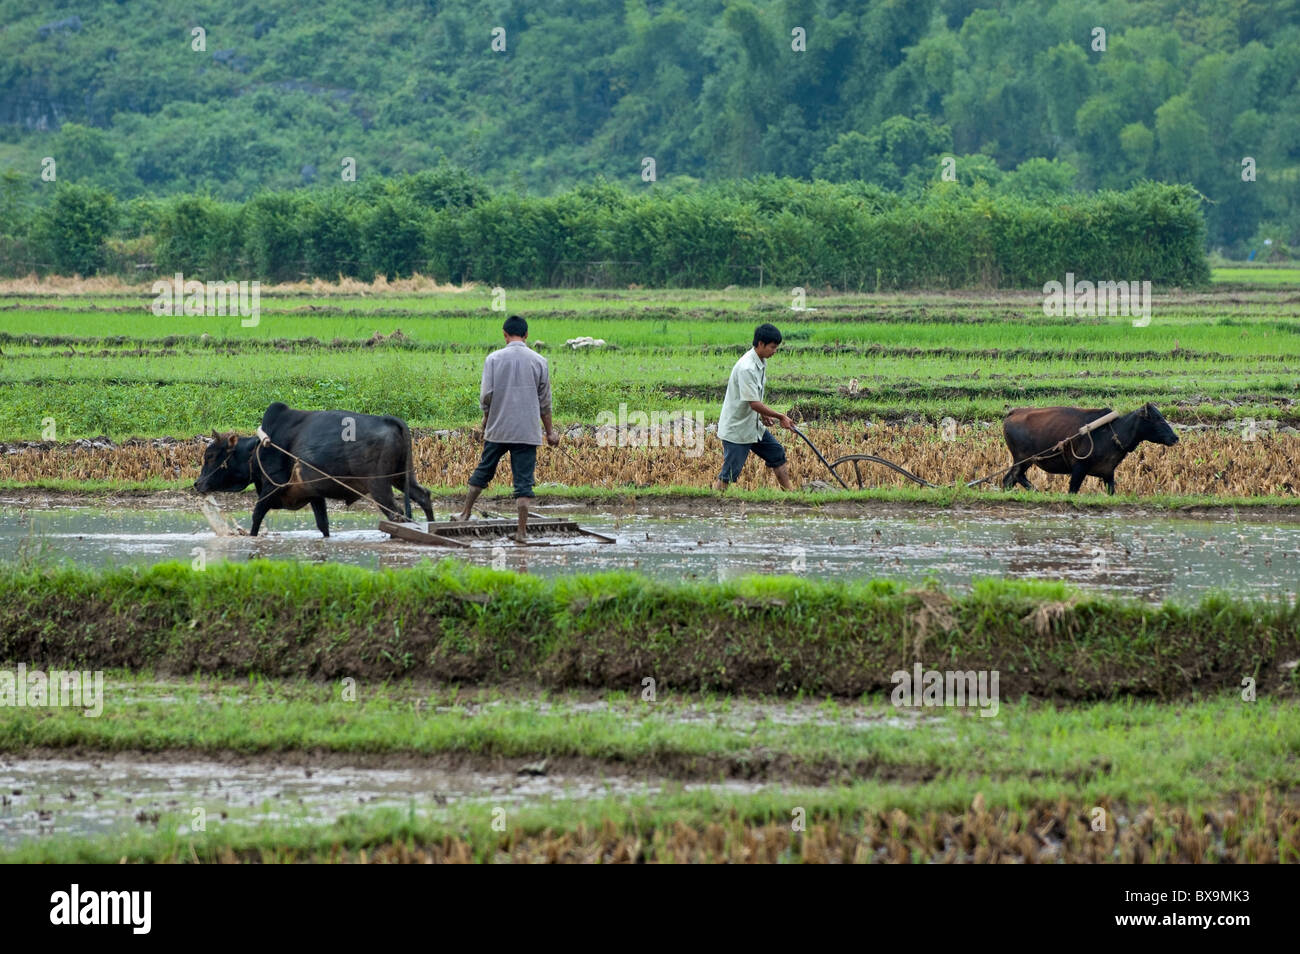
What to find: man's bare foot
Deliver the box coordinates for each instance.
[450,512,471,522]
[514,533,529,544]
[712,480,728,493]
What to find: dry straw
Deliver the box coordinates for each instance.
[193,794,1294,863]
[3,425,1295,498]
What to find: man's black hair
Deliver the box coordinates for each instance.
[503,315,528,338]
[753,323,782,347]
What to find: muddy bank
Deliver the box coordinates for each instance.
[4,741,935,788]
[9,778,1294,863]
[0,752,720,849]
[0,728,946,849]
[4,486,1300,521]
[2,560,1297,700]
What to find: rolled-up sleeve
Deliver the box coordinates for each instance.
[480,356,494,414]
[537,359,552,415]
[737,363,763,403]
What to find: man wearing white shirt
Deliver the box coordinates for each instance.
[713,323,794,493]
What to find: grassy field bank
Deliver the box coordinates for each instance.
[2,560,1296,699]
[1,678,1294,863]
[1,286,1297,446]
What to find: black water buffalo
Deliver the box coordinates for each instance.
[1001,403,1179,494]
[194,401,434,536]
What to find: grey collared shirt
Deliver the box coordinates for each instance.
[717,347,767,444]
[480,341,552,445]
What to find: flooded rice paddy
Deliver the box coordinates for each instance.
[2,498,1297,603]
[0,755,724,848]
[0,693,934,848]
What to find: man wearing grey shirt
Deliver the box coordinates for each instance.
[456,315,560,541]
[713,323,794,493]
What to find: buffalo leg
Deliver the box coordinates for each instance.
[1104,475,1116,495]
[310,497,330,537]
[1002,464,1036,491]
[405,480,435,521]
[369,480,403,521]
[249,498,273,536]
[393,476,434,521]
[1068,464,1087,494]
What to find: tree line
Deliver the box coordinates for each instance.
[0,170,1209,288]
[1,0,1294,258]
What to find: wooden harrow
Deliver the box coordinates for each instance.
[380,516,615,548]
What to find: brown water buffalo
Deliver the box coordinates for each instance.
[193,401,435,536]
[1001,404,1178,494]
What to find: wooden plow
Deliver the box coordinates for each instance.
[790,424,935,490]
[827,454,937,489]
[380,516,615,548]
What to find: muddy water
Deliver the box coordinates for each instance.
[0,755,743,849]
[1,503,1297,603]
[0,693,935,848]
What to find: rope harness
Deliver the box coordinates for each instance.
[1066,422,1126,461]
[963,411,1123,487]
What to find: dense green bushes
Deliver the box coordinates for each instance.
[31,184,118,276]
[5,175,1210,288]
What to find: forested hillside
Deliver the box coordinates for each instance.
[1,0,1297,256]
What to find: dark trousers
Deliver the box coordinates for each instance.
[468,441,538,498]
[718,429,787,483]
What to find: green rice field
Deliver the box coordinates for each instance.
[2,274,1297,864]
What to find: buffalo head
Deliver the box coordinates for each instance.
[194,431,257,493]
[1136,403,1179,446]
